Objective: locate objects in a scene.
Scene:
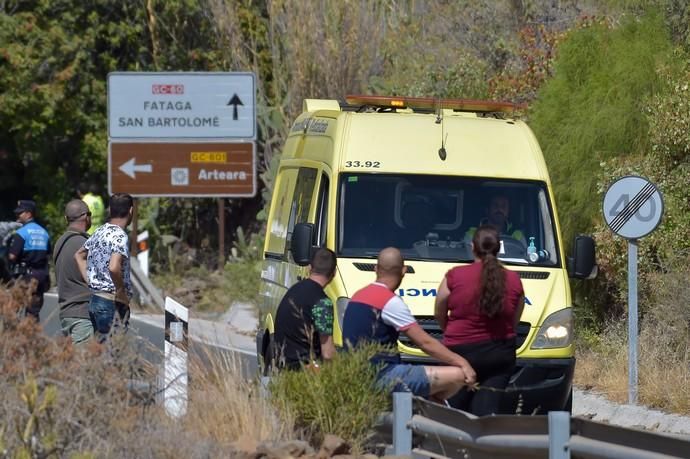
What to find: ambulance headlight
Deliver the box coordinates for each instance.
[336,297,350,332]
[531,308,573,349]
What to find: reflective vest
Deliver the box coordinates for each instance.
[82,193,105,235]
[465,221,525,244]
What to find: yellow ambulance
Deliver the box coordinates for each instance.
[257,95,596,413]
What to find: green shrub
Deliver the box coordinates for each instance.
[222,260,261,306]
[530,12,673,250]
[269,345,391,450]
[593,55,690,314]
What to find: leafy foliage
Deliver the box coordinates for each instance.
[592,56,690,314]
[269,345,391,450]
[0,0,263,239]
[489,24,565,103]
[529,12,673,252]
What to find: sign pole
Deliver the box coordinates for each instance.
[603,175,664,407]
[218,198,225,270]
[628,239,638,405]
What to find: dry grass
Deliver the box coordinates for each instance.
[184,349,293,448]
[575,256,690,414]
[0,283,293,457]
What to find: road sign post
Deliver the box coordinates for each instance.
[107,71,257,274]
[218,198,225,269]
[603,176,663,405]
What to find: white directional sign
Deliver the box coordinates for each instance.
[108,72,256,139]
[603,175,663,240]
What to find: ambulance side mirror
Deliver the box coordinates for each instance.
[567,235,597,279]
[291,223,315,266]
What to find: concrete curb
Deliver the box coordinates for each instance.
[574,388,690,436]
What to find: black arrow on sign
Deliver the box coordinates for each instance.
[227,94,244,120]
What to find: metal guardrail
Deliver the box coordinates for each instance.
[380,393,690,459]
[130,258,165,311]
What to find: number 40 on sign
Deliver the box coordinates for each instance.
[603,175,663,240]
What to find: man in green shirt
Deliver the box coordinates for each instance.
[465,194,526,245]
[273,248,337,370]
[78,183,105,235]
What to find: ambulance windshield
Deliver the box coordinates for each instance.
[337,173,559,266]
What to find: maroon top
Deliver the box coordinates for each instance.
[442,262,524,346]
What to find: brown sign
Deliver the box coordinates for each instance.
[108,142,255,197]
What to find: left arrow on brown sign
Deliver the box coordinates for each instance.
[120,158,153,179]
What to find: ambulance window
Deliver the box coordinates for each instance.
[265,168,297,257]
[315,174,329,246]
[537,189,558,264]
[285,167,318,259]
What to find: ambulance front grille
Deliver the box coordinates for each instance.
[353,262,415,273]
[398,317,531,351]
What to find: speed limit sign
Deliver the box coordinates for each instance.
[603,175,664,240]
[602,175,664,406]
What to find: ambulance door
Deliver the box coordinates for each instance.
[283,164,327,285]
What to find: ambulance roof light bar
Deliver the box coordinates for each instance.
[345,95,526,113]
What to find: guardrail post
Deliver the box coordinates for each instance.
[260,376,271,399]
[393,392,412,456]
[549,411,570,459]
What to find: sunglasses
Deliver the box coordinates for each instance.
[69,211,91,221]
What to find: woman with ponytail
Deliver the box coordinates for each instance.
[434,225,525,415]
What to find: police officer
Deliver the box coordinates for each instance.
[9,200,51,320]
[78,182,105,235]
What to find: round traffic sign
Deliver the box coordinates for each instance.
[603,175,664,240]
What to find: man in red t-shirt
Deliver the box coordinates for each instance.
[343,247,476,402]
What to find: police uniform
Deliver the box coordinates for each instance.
[9,200,50,319]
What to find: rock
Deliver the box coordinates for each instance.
[230,437,259,455]
[318,434,350,458]
[228,444,262,459]
[358,455,379,459]
[257,440,314,459]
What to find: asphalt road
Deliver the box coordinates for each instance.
[40,292,258,377]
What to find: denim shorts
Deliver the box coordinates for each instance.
[377,364,430,397]
[88,294,129,340]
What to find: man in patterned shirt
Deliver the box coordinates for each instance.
[75,193,133,342]
[273,248,337,370]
